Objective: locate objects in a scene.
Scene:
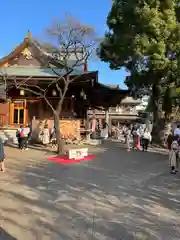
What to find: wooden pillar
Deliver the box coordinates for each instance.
[9,102,14,125]
[105,108,109,125]
[86,117,91,141]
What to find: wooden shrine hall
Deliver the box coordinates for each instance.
[0,31,130,140]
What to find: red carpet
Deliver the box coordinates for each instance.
[48,154,96,165]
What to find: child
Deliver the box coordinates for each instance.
[169,136,179,174]
[0,137,5,172]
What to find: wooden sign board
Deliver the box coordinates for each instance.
[68,148,88,160]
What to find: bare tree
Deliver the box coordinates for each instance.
[8,15,98,154]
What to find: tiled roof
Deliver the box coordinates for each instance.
[0,67,82,77]
[97,83,129,93]
[121,97,141,104]
[105,84,120,89]
[0,35,86,71]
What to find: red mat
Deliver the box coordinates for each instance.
[48,154,96,165]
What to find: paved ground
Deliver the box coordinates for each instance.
[0,141,180,239]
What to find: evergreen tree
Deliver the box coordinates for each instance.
[98,0,180,137]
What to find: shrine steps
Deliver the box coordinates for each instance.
[0,129,18,144]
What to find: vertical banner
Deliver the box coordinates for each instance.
[92,118,96,132]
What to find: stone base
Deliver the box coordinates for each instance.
[87,139,102,145]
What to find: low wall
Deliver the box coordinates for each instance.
[31,119,81,142]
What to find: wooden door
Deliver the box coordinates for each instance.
[10,100,28,126]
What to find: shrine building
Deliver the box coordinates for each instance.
[0,31,131,140]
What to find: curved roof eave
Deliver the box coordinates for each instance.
[0,31,65,69]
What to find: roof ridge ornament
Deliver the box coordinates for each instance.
[25,29,31,39]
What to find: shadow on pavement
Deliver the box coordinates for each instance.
[0,227,17,240]
[5,142,55,154]
[1,142,180,239]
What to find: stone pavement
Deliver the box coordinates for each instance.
[0,141,180,239]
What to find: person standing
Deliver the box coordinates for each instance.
[50,127,57,148]
[100,123,109,139]
[133,128,140,150]
[23,124,31,150]
[166,132,173,152]
[169,136,179,173]
[18,125,25,150]
[126,126,132,151]
[174,125,180,137]
[138,125,144,147]
[16,128,21,149]
[42,125,50,145]
[142,128,152,151]
[0,137,5,172]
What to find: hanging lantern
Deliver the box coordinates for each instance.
[83,93,87,100]
[80,89,87,99]
[80,89,84,97]
[52,89,57,96]
[20,89,25,96]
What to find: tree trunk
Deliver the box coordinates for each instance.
[54,112,64,154]
[151,84,162,143]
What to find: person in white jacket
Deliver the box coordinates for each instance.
[169,136,179,174]
[142,128,152,151]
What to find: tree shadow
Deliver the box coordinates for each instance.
[109,139,168,156]
[0,227,18,240]
[1,142,180,239]
[5,142,56,154]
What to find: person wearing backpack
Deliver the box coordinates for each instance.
[19,126,25,150]
[16,129,21,149]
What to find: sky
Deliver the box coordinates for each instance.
[0,0,128,88]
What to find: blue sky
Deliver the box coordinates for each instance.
[0,0,128,88]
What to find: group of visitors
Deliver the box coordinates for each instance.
[0,125,30,172]
[39,125,57,147]
[123,124,152,152]
[167,125,180,174]
[0,124,57,173]
[16,124,31,150]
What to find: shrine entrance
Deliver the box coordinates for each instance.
[10,100,28,126]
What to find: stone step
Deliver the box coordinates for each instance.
[0,130,18,144]
[87,139,102,145]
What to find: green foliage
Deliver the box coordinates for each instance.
[98,0,180,89]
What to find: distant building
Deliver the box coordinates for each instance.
[135,95,149,112]
[87,94,143,126]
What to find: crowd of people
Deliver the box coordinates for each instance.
[123,124,152,152]
[16,124,57,149]
[0,124,32,172]
[39,125,57,147]
[16,124,31,150]
[0,124,57,172]
[0,121,180,174]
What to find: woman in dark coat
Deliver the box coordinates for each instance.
[0,137,5,172]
